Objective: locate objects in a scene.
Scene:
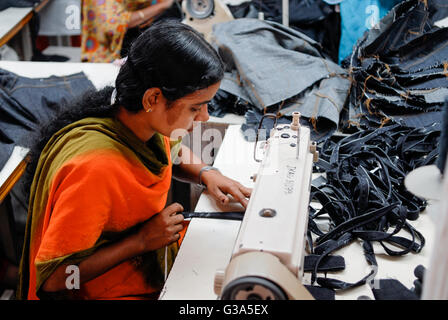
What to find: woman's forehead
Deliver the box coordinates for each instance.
[181,82,221,102]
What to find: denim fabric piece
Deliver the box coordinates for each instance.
[372,279,419,300]
[280,75,349,126]
[429,0,448,24]
[208,88,250,118]
[0,68,95,170]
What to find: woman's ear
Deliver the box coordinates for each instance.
[142,88,164,112]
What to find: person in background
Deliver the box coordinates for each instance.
[81,0,177,62]
[17,19,251,300]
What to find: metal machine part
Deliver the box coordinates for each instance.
[221,276,287,300]
[186,0,214,19]
[182,0,234,42]
[214,117,318,300]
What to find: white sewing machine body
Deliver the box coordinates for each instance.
[214,113,317,300]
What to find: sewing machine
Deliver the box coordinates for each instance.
[181,0,291,42]
[181,0,234,42]
[213,112,317,300]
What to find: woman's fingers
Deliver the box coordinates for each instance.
[170,212,185,225]
[229,187,249,208]
[164,202,184,216]
[210,187,230,205]
[240,185,252,198]
[211,184,250,208]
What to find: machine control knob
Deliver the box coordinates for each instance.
[214,269,226,295]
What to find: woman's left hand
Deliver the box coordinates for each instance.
[201,170,252,208]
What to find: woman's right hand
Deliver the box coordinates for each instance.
[136,203,185,252]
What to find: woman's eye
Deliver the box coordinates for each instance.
[191,107,201,112]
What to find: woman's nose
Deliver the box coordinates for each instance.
[195,105,210,122]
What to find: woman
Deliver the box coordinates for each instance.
[17,20,251,300]
[81,0,177,62]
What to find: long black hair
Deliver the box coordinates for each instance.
[24,19,224,193]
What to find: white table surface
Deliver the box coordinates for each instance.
[435,17,448,28]
[0,7,33,41]
[161,125,437,300]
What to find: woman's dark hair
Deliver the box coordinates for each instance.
[116,19,224,109]
[24,19,224,193]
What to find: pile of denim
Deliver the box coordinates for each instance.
[343,0,448,131]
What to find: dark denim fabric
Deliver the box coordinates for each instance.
[428,0,448,24]
[0,68,95,170]
[208,89,250,118]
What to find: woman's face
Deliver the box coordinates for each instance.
[149,81,221,138]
